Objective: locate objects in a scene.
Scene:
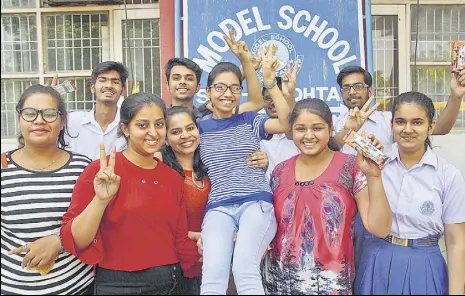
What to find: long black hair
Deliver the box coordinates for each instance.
[391,91,435,148]
[16,84,70,148]
[289,98,340,151]
[161,106,207,181]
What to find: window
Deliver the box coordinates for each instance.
[1,1,160,142]
[411,5,465,129]
[1,15,38,73]
[122,18,160,96]
[372,15,399,111]
[1,0,36,8]
[45,13,109,71]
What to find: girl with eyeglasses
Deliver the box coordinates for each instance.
[197,33,291,293]
[1,84,94,295]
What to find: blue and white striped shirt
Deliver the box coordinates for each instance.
[199,112,273,212]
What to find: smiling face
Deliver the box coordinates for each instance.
[90,70,125,105]
[207,72,241,116]
[18,93,64,148]
[341,73,372,110]
[292,110,331,156]
[121,104,167,157]
[392,102,435,154]
[166,112,200,157]
[167,65,200,102]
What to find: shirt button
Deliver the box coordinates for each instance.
[154,181,158,184]
[93,239,97,243]
[142,180,146,184]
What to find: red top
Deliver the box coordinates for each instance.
[60,153,200,272]
[182,170,210,278]
[262,153,367,294]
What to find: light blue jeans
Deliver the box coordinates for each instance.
[200,200,277,295]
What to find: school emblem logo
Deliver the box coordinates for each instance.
[420,200,435,216]
[250,33,304,81]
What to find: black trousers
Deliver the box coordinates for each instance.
[185,276,201,295]
[94,264,187,295]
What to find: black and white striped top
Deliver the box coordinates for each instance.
[1,150,94,295]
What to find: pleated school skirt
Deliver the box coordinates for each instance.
[354,237,448,295]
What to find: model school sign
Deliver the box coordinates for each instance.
[184,0,366,114]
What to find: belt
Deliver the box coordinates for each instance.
[383,234,439,247]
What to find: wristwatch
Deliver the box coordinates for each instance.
[263,79,277,89]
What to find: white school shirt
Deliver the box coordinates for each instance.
[260,133,300,180]
[382,143,465,239]
[65,106,126,160]
[334,110,393,155]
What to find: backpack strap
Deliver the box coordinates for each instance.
[1,153,7,169]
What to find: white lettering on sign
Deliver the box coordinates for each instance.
[193,5,358,74]
[278,5,357,73]
[196,87,341,105]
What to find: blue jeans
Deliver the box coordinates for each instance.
[200,201,277,295]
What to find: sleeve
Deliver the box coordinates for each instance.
[270,162,285,192]
[60,161,104,265]
[174,179,201,272]
[244,111,271,140]
[334,112,347,133]
[351,156,368,196]
[442,167,465,224]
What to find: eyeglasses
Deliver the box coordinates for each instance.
[209,83,242,94]
[263,95,273,102]
[341,83,369,93]
[18,108,61,123]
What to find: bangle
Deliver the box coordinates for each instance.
[54,230,64,253]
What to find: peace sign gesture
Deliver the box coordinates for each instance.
[260,44,280,84]
[223,29,250,62]
[93,144,120,203]
[281,60,299,100]
[343,96,380,132]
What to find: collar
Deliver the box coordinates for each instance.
[273,133,287,140]
[81,105,120,126]
[388,143,438,169]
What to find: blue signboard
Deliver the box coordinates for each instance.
[183,0,366,115]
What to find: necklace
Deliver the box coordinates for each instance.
[191,171,205,189]
[21,148,62,171]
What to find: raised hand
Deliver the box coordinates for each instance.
[49,74,59,87]
[356,132,383,178]
[260,44,280,84]
[281,60,299,100]
[251,54,262,70]
[93,144,120,203]
[451,65,465,100]
[343,96,380,132]
[223,29,250,62]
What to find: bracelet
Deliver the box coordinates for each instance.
[54,230,64,253]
